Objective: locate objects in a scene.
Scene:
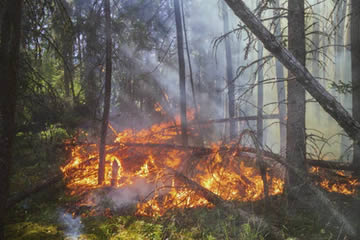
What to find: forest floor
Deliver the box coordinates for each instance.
[4,177,360,240]
[5,130,360,240]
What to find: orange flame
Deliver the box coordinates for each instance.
[61,114,357,216]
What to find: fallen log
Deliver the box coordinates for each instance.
[166,166,285,240]
[10,142,355,208]
[6,173,63,208]
[6,157,98,208]
[307,159,355,171]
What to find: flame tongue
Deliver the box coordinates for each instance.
[61,112,358,216]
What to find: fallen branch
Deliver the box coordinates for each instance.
[6,173,63,208]
[6,157,98,208]
[166,166,285,240]
[195,114,280,125]
[137,115,280,129]
[307,159,355,171]
[74,142,355,171]
[115,143,356,171]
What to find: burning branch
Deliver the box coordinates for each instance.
[166,166,285,240]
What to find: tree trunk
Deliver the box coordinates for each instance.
[257,42,264,148]
[223,0,360,149]
[256,39,268,202]
[98,0,112,185]
[174,0,188,146]
[273,0,287,155]
[286,0,307,195]
[0,0,23,238]
[61,0,74,100]
[351,0,360,174]
[222,2,237,140]
[84,10,99,120]
[311,1,322,121]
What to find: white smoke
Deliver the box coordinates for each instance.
[58,209,83,240]
[83,177,156,212]
[107,178,155,210]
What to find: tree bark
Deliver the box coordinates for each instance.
[351,0,360,174]
[60,0,74,99]
[222,0,360,149]
[174,0,188,146]
[0,0,23,238]
[98,0,112,185]
[222,2,237,140]
[312,1,322,121]
[286,0,307,195]
[273,0,287,155]
[84,9,99,120]
[256,28,268,201]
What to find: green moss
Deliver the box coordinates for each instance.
[5,222,63,240]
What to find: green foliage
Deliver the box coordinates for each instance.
[5,222,63,240]
[238,223,264,240]
[330,80,352,94]
[81,216,164,240]
[39,123,70,141]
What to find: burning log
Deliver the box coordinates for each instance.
[307,159,355,171]
[165,166,285,240]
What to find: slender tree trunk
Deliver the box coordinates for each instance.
[222,2,237,140]
[332,0,347,123]
[257,41,264,149]
[181,1,204,146]
[286,0,307,195]
[61,0,74,100]
[0,0,23,238]
[84,10,99,120]
[342,1,352,159]
[351,0,360,174]
[337,0,351,155]
[273,0,287,155]
[98,0,112,185]
[256,41,269,201]
[174,0,188,146]
[311,1,322,121]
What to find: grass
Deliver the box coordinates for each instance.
[6,195,345,240]
[5,127,359,239]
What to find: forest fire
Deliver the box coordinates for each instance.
[309,167,359,195]
[61,114,358,216]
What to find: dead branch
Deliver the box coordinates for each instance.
[6,173,63,208]
[307,159,355,171]
[166,166,285,240]
[195,114,280,125]
[70,142,356,171]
